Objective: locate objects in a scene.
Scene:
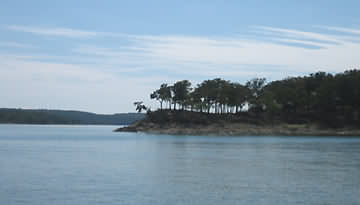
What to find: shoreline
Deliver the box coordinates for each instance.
[115,121,360,136]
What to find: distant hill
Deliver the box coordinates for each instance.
[0,108,145,125]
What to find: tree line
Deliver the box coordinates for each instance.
[149,69,360,127]
[0,109,145,125]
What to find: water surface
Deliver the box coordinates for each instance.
[0,124,359,205]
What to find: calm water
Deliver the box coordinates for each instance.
[0,125,359,205]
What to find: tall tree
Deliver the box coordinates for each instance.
[246,78,266,112]
[172,80,192,110]
[150,83,172,110]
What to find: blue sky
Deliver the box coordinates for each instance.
[1,0,360,113]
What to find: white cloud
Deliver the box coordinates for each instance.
[319,26,360,35]
[0,41,35,48]
[253,26,344,44]
[2,25,360,112]
[270,38,326,48]
[6,25,358,77]
[111,29,360,75]
[63,26,360,80]
[0,55,162,113]
[6,25,121,38]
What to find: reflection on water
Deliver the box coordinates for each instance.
[0,125,359,205]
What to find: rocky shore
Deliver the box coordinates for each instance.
[115,120,360,136]
[114,110,360,136]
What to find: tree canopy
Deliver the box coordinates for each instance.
[149,69,360,128]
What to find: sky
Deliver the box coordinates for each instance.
[1,0,360,113]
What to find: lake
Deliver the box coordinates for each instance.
[0,124,359,205]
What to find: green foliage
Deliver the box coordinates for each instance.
[172,80,192,110]
[150,83,172,109]
[133,101,147,113]
[149,69,360,128]
[151,78,251,114]
[246,78,266,112]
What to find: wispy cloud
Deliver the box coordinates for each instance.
[4,25,360,78]
[6,25,120,38]
[320,26,360,35]
[253,26,344,45]
[65,26,360,78]
[0,41,35,48]
[0,54,162,113]
[2,25,360,112]
[269,38,326,49]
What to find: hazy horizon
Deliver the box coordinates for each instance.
[0,107,142,115]
[1,1,360,113]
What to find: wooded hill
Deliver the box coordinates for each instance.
[149,69,360,128]
[0,109,145,125]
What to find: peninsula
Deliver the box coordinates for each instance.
[115,110,360,136]
[116,70,360,136]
